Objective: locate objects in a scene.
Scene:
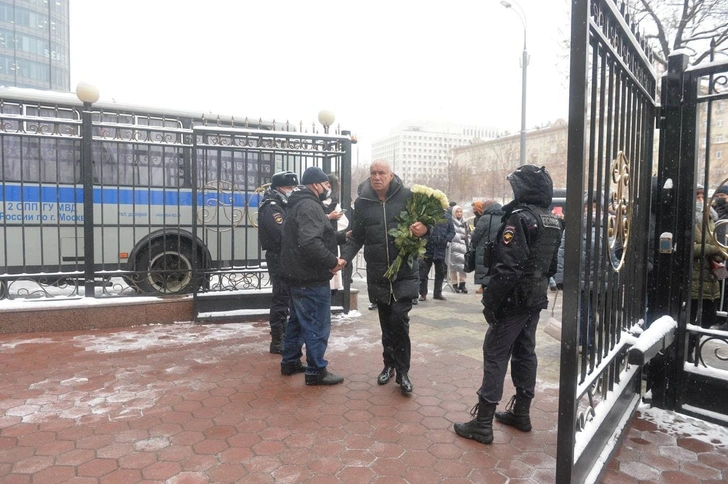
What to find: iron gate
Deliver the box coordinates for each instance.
[190,125,354,316]
[561,0,728,482]
[558,0,658,482]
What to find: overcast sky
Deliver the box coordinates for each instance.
[69,0,571,161]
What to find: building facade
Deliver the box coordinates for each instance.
[452,119,568,203]
[371,121,500,187]
[0,0,70,91]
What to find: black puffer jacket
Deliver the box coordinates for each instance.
[280,186,339,286]
[470,202,503,286]
[341,175,420,303]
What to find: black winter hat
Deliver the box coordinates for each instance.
[301,166,328,185]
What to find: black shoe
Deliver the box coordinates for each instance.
[459,283,468,294]
[418,294,426,302]
[395,372,413,393]
[368,302,378,310]
[280,360,306,376]
[412,298,418,305]
[433,295,447,301]
[305,368,344,386]
[377,366,395,385]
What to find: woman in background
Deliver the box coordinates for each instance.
[449,205,470,293]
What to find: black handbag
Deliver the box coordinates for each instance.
[464,245,476,273]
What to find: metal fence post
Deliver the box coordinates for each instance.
[81,102,95,297]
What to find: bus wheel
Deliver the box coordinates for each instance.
[134,239,201,294]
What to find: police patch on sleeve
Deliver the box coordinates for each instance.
[273,213,283,225]
[502,225,515,244]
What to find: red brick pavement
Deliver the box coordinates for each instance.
[0,320,725,483]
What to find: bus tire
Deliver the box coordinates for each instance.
[133,238,201,294]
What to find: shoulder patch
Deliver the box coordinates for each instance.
[273,213,283,225]
[540,213,561,229]
[502,225,515,244]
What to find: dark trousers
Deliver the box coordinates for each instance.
[269,273,290,334]
[282,284,331,373]
[377,298,413,373]
[477,307,541,403]
[419,256,446,297]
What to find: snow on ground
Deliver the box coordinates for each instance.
[638,402,728,447]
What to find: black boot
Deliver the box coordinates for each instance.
[377,366,395,385]
[395,371,413,393]
[459,282,468,294]
[454,399,497,444]
[269,327,284,354]
[494,394,532,432]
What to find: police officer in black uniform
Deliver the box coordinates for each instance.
[454,165,562,445]
[258,170,299,354]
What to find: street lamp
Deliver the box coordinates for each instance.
[500,0,528,166]
[318,110,335,173]
[76,81,99,297]
[318,109,335,134]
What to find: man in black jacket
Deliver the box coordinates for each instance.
[341,160,428,394]
[280,166,347,385]
[454,165,562,444]
[258,170,298,354]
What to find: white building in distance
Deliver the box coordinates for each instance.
[371,121,501,185]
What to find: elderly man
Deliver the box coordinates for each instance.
[341,160,427,394]
[280,166,347,385]
[258,170,299,353]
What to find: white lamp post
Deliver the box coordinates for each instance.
[500,0,528,166]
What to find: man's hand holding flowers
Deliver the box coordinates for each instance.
[384,185,449,281]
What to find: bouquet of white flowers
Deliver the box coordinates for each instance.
[384,184,449,281]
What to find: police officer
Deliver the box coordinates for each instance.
[454,165,562,445]
[258,170,298,354]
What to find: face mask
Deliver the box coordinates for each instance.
[281,189,293,198]
[696,201,704,218]
[317,185,331,202]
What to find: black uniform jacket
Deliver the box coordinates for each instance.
[258,189,288,276]
[484,170,561,317]
[280,187,339,286]
[341,176,420,304]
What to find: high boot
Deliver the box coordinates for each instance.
[453,399,497,444]
[459,282,468,294]
[494,394,532,432]
[269,327,284,354]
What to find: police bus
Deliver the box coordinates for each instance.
[0,87,323,298]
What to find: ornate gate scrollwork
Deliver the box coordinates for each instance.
[608,151,631,271]
[198,180,245,232]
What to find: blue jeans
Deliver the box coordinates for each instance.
[282,283,331,374]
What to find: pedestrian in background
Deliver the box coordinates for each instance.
[449,205,470,293]
[280,166,347,385]
[419,208,455,301]
[454,165,561,445]
[322,173,349,294]
[470,200,503,295]
[341,160,428,394]
[257,170,299,354]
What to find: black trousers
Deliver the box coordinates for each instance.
[419,256,447,297]
[477,307,541,403]
[376,298,413,373]
[266,252,289,335]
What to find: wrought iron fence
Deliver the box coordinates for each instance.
[0,89,353,303]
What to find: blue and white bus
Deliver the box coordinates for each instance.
[0,88,350,298]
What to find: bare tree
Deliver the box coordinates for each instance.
[628,0,728,68]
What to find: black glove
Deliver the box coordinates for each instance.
[483,306,498,326]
